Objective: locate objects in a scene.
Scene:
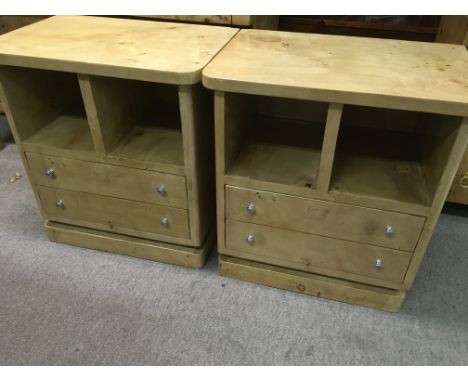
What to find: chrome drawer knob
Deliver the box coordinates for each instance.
[246,202,255,214]
[459,172,468,189]
[156,185,166,195]
[385,225,394,237]
[375,259,383,269]
[45,168,55,177]
[55,199,64,209]
[246,234,255,244]
[160,217,169,226]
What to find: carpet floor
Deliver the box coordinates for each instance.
[0,141,467,365]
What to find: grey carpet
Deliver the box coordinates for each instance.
[0,140,467,365]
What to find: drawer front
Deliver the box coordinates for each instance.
[37,186,189,239]
[226,186,425,252]
[26,152,188,208]
[226,220,412,284]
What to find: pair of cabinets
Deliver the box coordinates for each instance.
[1,16,467,311]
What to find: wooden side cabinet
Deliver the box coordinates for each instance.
[203,30,468,311]
[0,16,238,267]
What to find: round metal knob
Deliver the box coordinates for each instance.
[246,202,255,214]
[160,217,169,226]
[45,168,55,177]
[459,172,468,189]
[246,234,255,244]
[385,225,394,237]
[55,199,64,209]
[156,185,166,195]
[375,259,383,269]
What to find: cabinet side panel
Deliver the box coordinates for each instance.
[179,84,215,246]
[214,91,227,249]
[404,117,468,288]
[420,114,463,202]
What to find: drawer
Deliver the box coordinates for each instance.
[226,186,425,251]
[26,152,187,208]
[37,186,189,240]
[226,220,412,284]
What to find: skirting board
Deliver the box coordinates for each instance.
[45,221,214,269]
[219,255,406,312]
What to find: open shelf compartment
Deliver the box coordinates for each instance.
[0,66,94,155]
[330,105,464,208]
[224,93,327,190]
[84,75,184,169]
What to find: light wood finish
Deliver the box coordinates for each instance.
[317,103,343,192]
[447,147,468,204]
[419,114,464,202]
[226,220,412,285]
[222,93,327,191]
[0,17,232,266]
[0,16,239,84]
[226,186,425,252]
[219,256,406,312]
[179,85,215,247]
[434,15,468,204]
[203,30,468,117]
[23,115,94,156]
[109,126,184,169]
[214,91,229,251]
[0,67,87,142]
[208,31,468,310]
[331,112,465,209]
[331,126,430,207]
[22,124,185,176]
[223,173,430,217]
[0,16,48,114]
[78,74,114,155]
[37,186,190,243]
[80,74,184,166]
[403,117,468,288]
[26,153,188,209]
[47,221,213,269]
[216,89,433,216]
[228,117,323,189]
[0,66,184,174]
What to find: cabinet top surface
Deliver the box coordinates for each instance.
[203,29,468,116]
[0,16,239,84]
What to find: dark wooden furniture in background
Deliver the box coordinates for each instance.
[279,16,441,41]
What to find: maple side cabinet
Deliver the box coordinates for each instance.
[203,30,468,311]
[0,16,238,267]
